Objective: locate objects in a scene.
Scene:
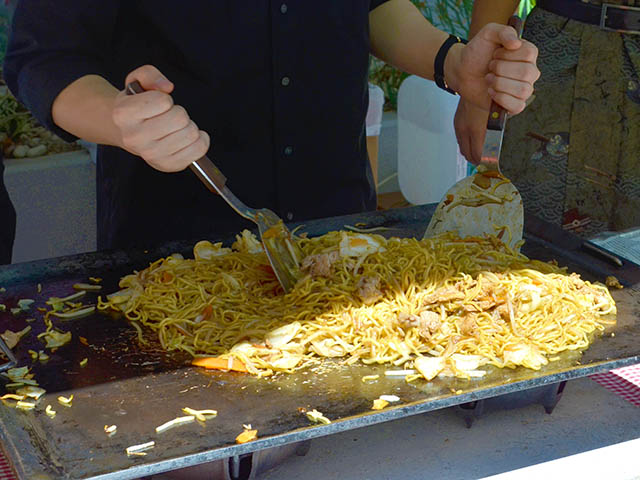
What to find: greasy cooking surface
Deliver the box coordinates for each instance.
[1,205,639,480]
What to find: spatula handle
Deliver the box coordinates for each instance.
[125,81,227,194]
[486,15,525,132]
[189,156,228,194]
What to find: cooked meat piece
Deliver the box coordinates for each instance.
[356,276,383,305]
[418,311,441,339]
[420,311,441,333]
[423,286,465,305]
[398,312,419,329]
[398,310,441,339]
[458,315,477,336]
[300,251,340,278]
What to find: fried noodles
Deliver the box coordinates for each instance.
[97,231,616,379]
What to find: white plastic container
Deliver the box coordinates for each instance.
[366,83,385,138]
[397,75,467,205]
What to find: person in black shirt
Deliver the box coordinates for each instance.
[0,151,16,264]
[4,1,539,251]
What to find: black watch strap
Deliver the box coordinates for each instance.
[434,34,468,95]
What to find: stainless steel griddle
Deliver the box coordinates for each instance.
[0,204,638,480]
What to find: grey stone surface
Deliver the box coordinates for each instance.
[260,377,640,480]
[4,150,96,263]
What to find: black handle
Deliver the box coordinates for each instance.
[125,81,145,95]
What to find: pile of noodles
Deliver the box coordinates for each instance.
[97,230,616,379]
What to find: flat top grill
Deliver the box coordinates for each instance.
[0,205,638,480]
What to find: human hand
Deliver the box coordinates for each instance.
[112,65,210,172]
[445,23,539,115]
[454,100,490,165]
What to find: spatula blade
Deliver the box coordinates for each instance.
[424,174,524,249]
[257,211,303,293]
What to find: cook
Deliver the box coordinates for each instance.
[3,0,539,252]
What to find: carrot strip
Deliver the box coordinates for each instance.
[192,356,248,373]
[257,264,275,276]
[201,304,213,322]
[161,272,173,283]
[236,429,258,444]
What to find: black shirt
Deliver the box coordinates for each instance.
[4,1,388,250]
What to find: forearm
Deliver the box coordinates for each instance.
[370,0,450,81]
[51,75,123,147]
[469,0,520,37]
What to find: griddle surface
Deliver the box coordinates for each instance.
[1,205,638,480]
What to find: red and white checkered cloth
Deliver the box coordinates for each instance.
[0,453,15,480]
[0,365,638,479]
[590,364,640,407]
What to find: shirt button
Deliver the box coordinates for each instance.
[281,76,290,87]
[286,212,294,220]
[284,146,293,156]
[280,3,288,14]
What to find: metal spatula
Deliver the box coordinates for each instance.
[0,335,17,372]
[126,81,303,293]
[424,16,525,250]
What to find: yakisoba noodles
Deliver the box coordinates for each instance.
[98,230,616,380]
